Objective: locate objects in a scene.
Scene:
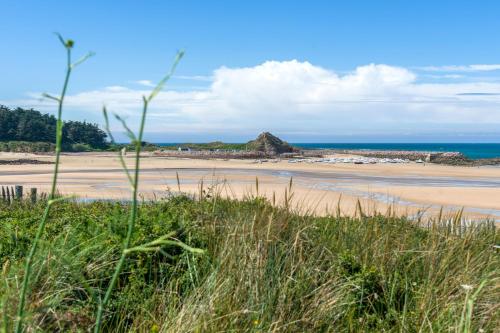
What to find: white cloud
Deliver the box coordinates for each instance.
[6,60,500,139]
[419,64,500,72]
[135,80,155,87]
[174,75,213,81]
[423,74,464,79]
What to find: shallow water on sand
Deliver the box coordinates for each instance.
[4,166,500,220]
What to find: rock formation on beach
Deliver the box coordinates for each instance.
[246,132,295,155]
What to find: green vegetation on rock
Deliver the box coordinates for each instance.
[246,132,295,154]
[161,141,247,151]
[161,133,296,155]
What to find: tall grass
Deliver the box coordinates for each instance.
[0,195,498,331]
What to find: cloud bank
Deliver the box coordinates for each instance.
[5,60,500,140]
[419,64,500,72]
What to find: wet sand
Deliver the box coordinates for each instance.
[1,152,500,221]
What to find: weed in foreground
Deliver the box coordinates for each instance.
[94,50,206,333]
[14,34,94,333]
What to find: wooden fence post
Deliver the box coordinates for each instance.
[1,186,5,201]
[30,188,37,204]
[15,185,23,200]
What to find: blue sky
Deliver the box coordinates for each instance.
[2,0,500,142]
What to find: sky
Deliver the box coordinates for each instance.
[1,0,500,142]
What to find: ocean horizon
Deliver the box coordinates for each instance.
[157,143,500,160]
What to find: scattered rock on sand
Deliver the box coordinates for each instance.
[0,159,53,165]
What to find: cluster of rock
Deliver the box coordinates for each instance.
[246,132,296,155]
[288,156,410,164]
[428,152,471,165]
[0,159,53,165]
[304,149,466,162]
[353,150,464,162]
[154,150,269,159]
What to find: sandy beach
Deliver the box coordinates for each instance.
[1,151,500,221]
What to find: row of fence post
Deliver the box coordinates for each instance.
[1,185,38,204]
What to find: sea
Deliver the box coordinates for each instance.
[292,143,500,160]
[157,143,500,160]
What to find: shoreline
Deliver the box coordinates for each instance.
[1,152,500,223]
[2,141,500,165]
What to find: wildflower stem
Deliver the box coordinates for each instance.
[94,98,148,333]
[15,42,72,333]
[93,51,183,332]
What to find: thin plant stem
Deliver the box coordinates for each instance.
[50,46,71,200]
[93,51,183,333]
[94,99,148,332]
[15,36,92,333]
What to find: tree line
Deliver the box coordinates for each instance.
[0,105,108,149]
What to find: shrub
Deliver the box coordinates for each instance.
[70,143,92,152]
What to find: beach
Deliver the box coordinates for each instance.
[1,151,500,222]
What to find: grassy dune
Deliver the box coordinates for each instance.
[1,196,498,332]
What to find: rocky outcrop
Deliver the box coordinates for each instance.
[246,132,295,155]
[428,152,471,165]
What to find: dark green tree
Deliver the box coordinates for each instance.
[0,105,108,149]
